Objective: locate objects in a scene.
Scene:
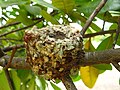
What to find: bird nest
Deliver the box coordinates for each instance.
[24,25,84,80]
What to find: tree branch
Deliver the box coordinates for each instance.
[2,44,25,52]
[0,48,5,58]
[0,48,120,70]
[0,38,23,41]
[112,62,120,72]
[0,10,58,38]
[0,55,30,70]
[82,48,120,65]
[0,19,43,37]
[61,75,77,90]
[0,48,120,90]
[81,0,108,36]
[83,29,116,38]
[4,47,17,69]
[112,19,120,48]
[4,69,14,90]
[0,18,48,29]
[112,18,120,72]
[0,22,20,29]
[0,44,24,58]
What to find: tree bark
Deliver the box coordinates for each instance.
[81,48,120,65]
[0,48,120,70]
[61,75,77,90]
[0,48,120,90]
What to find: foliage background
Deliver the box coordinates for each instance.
[0,0,120,90]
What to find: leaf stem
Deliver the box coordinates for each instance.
[81,0,108,36]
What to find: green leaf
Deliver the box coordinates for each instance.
[103,0,120,12]
[50,82,61,90]
[38,76,47,90]
[109,23,118,30]
[110,11,120,17]
[55,79,61,84]
[71,74,81,82]
[97,35,113,51]
[27,77,35,90]
[7,33,19,40]
[9,69,21,90]
[52,0,75,14]
[80,66,99,88]
[98,11,119,23]
[93,64,112,70]
[17,69,32,83]
[70,68,81,82]
[99,70,106,74]
[75,0,91,7]
[16,10,33,25]
[25,5,41,16]
[84,38,96,52]
[76,0,120,15]
[6,18,19,25]
[116,35,120,46]
[40,10,59,24]
[2,40,9,47]
[71,12,101,32]
[0,0,29,7]
[0,70,11,90]
[76,0,100,15]
[31,0,57,9]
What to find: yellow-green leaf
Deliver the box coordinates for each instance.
[40,10,59,24]
[52,0,75,14]
[84,39,91,50]
[84,39,96,52]
[80,66,99,88]
[0,70,11,90]
[71,12,101,32]
[16,10,33,25]
[31,0,57,10]
[97,35,113,51]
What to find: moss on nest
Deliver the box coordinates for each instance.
[24,25,84,80]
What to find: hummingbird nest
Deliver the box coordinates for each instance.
[24,25,84,80]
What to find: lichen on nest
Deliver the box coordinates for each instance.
[24,25,84,80]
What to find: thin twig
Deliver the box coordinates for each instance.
[2,44,24,52]
[0,22,20,29]
[112,62,120,72]
[61,75,77,90]
[81,0,108,36]
[112,18,120,48]
[102,12,107,31]
[4,69,14,90]
[3,47,19,90]
[0,38,23,41]
[102,20,106,31]
[4,48,17,69]
[0,10,58,37]
[0,18,45,29]
[0,55,30,70]
[0,19,43,37]
[0,48,5,58]
[83,29,116,38]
